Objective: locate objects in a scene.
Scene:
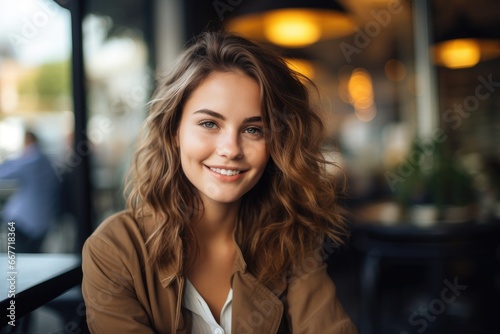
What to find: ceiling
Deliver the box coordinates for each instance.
[246,0,500,94]
[83,0,500,76]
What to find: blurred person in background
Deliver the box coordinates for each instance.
[0,130,60,252]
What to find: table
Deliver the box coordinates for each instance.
[0,253,82,328]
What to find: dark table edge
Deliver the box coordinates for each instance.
[1,263,82,328]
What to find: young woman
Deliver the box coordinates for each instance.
[82,31,358,333]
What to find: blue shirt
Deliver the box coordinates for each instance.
[0,144,60,238]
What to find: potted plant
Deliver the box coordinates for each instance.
[392,138,477,226]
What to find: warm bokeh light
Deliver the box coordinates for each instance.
[348,68,377,122]
[227,9,354,48]
[434,38,481,69]
[434,38,500,69]
[349,69,373,107]
[264,10,322,47]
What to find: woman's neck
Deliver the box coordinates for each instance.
[195,199,240,244]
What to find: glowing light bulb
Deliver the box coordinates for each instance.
[264,10,322,47]
[437,39,481,69]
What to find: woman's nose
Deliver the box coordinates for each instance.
[216,131,243,160]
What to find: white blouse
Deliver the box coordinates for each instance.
[183,279,233,334]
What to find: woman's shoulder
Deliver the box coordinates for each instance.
[91,210,142,238]
[83,210,154,260]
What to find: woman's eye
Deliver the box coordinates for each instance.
[245,127,263,136]
[199,121,217,129]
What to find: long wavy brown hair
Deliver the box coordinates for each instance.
[126,31,348,284]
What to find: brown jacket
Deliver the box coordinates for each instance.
[82,211,358,333]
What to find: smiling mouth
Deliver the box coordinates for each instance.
[209,167,242,176]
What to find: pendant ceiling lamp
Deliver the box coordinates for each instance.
[225,0,354,48]
[433,10,500,69]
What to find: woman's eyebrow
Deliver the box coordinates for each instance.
[193,109,262,123]
[243,116,262,123]
[193,109,224,120]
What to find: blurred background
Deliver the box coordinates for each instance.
[0,0,499,333]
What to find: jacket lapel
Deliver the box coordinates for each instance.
[232,270,284,334]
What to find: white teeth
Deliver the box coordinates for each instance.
[210,167,241,176]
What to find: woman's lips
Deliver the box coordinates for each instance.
[205,165,247,181]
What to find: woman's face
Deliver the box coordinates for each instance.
[177,70,269,206]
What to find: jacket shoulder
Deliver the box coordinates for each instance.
[83,210,153,264]
[91,210,143,237]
